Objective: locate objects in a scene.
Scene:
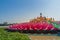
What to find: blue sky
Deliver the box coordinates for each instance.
[0,0,60,23]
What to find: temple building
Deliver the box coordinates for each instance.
[30,13,55,23]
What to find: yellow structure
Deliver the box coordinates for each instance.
[30,13,55,23]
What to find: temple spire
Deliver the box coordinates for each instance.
[40,13,42,17]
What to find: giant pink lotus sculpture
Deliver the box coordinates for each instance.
[6,21,59,33]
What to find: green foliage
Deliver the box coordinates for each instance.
[52,22,60,29]
[0,28,30,40]
[48,21,60,29]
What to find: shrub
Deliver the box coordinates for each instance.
[0,28,30,40]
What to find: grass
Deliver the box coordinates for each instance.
[0,27,30,40]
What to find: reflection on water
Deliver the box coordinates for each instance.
[25,33,60,37]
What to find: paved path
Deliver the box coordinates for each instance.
[29,35,60,40]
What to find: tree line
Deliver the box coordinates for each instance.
[0,22,13,26]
